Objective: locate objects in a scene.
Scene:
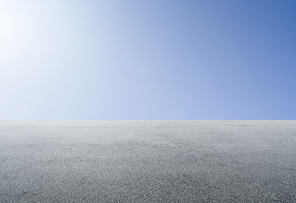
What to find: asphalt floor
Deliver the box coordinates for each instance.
[0,120,296,202]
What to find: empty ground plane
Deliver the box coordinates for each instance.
[0,121,296,202]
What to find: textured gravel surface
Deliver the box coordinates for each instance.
[0,120,296,202]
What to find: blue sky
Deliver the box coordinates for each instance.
[1,0,295,120]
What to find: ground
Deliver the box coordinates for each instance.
[1,121,296,202]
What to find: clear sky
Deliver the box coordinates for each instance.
[1,0,295,120]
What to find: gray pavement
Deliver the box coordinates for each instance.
[0,120,296,202]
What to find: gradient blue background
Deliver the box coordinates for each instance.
[1,0,295,120]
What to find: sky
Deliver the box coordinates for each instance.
[0,0,295,120]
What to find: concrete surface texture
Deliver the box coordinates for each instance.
[0,120,296,202]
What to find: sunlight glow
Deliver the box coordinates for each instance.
[0,3,27,58]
